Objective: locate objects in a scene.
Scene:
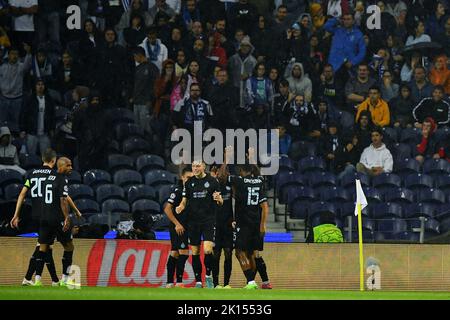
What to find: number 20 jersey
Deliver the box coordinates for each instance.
[228,175,267,225]
[23,166,54,220]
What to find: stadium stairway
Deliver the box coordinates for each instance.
[272,189,307,242]
[266,189,293,237]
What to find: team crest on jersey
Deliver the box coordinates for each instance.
[170,193,176,199]
[204,182,210,188]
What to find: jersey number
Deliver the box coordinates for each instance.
[45,184,53,204]
[30,178,52,204]
[247,187,260,205]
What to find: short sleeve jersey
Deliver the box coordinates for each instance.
[23,165,53,220]
[183,174,220,224]
[40,171,68,224]
[215,180,233,226]
[167,183,186,224]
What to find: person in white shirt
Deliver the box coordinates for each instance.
[405,20,432,46]
[8,0,38,48]
[356,128,393,177]
[139,26,168,72]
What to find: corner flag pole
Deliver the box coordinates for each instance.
[357,202,364,291]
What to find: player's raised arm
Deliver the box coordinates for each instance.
[10,185,28,228]
[218,146,233,182]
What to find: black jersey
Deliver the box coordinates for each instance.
[167,183,186,224]
[183,174,220,224]
[215,180,233,226]
[23,165,54,219]
[40,171,69,224]
[228,174,267,225]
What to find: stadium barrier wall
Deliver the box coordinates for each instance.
[1,237,450,291]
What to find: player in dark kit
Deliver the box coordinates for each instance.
[163,166,194,288]
[219,147,269,289]
[210,165,235,289]
[176,160,223,289]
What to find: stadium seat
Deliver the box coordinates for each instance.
[88,213,121,227]
[113,169,143,189]
[423,159,450,175]
[415,188,446,204]
[424,219,440,234]
[131,199,160,215]
[394,158,421,177]
[68,184,95,201]
[399,127,420,143]
[383,188,414,204]
[67,170,82,184]
[136,154,166,174]
[69,214,86,227]
[96,184,125,204]
[298,156,326,173]
[404,173,434,191]
[435,204,450,222]
[0,169,23,187]
[382,127,398,143]
[276,172,305,204]
[0,187,3,200]
[107,154,134,174]
[122,137,152,158]
[345,230,374,242]
[286,186,316,207]
[377,218,408,233]
[308,201,338,221]
[3,183,23,201]
[309,215,342,229]
[83,169,112,189]
[19,154,42,170]
[362,187,383,203]
[435,174,450,192]
[318,186,351,202]
[126,184,157,203]
[338,111,354,131]
[439,217,450,234]
[101,199,130,214]
[434,127,450,142]
[158,184,176,204]
[287,140,317,161]
[279,156,296,172]
[389,143,412,161]
[371,203,403,219]
[74,199,100,214]
[289,200,310,220]
[107,108,136,125]
[340,202,369,218]
[372,173,401,189]
[393,231,420,242]
[343,216,375,231]
[405,203,436,219]
[306,171,337,188]
[114,123,144,142]
[144,170,177,187]
[108,140,121,154]
[340,172,370,189]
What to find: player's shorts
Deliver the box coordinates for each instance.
[38,221,73,245]
[188,220,215,246]
[169,223,189,251]
[214,223,235,250]
[235,222,263,252]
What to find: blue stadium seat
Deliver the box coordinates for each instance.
[114,123,144,142]
[308,201,338,220]
[435,174,450,192]
[113,169,143,188]
[132,199,160,215]
[434,127,450,142]
[372,173,401,189]
[0,169,23,187]
[424,219,440,234]
[383,188,414,204]
[439,217,450,234]
[340,202,369,218]
[371,203,403,219]
[309,215,342,229]
[389,143,412,161]
[108,140,121,154]
[306,171,337,188]
[88,213,121,227]
[298,156,326,173]
[279,156,296,172]
[405,203,436,219]
[287,140,317,161]
[343,216,375,231]
[19,154,42,170]
[74,199,100,214]
[415,188,446,204]
[144,170,177,187]
[101,199,130,214]
[338,110,354,131]
[96,184,125,204]
[276,172,305,204]
[136,154,166,174]
[435,204,450,222]
[122,137,152,158]
[362,187,383,203]
[377,218,408,233]
[3,183,23,201]
[126,184,157,203]
[399,127,420,143]
[404,173,434,191]
[393,231,420,242]
[382,127,398,143]
[68,184,94,201]
[83,169,112,189]
[318,186,351,202]
[107,108,136,125]
[394,158,421,177]
[286,186,315,207]
[107,154,134,174]
[0,187,3,200]
[67,170,82,184]
[157,184,176,204]
[340,172,370,189]
[423,159,450,175]
[289,200,310,219]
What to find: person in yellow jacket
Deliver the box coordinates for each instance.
[355,86,390,127]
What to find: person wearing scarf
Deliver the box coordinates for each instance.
[30,49,53,86]
[139,26,168,72]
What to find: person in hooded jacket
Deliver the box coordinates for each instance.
[413,117,442,164]
[354,110,374,151]
[320,120,343,171]
[0,126,25,175]
[284,62,313,102]
[390,84,416,128]
[286,94,312,140]
[356,127,393,177]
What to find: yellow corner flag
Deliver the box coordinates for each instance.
[355,179,367,291]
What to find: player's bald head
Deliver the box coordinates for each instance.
[57,157,73,174]
[57,157,70,168]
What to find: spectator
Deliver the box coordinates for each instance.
[172,83,213,132]
[345,63,376,110]
[8,0,38,49]
[275,123,291,156]
[306,211,343,243]
[426,1,448,40]
[270,4,289,40]
[437,138,450,163]
[356,127,393,176]
[401,52,423,83]
[324,13,366,84]
[130,47,159,131]
[180,0,201,31]
[413,85,450,127]
[286,94,311,140]
[228,0,258,35]
[53,51,84,96]
[434,16,450,57]
[268,67,281,94]
[299,13,313,40]
[19,79,55,156]
[380,70,399,102]
[309,34,325,75]
[174,49,188,79]
[154,59,176,117]
[116,0,153,46]
[245,62,273,109]
[335,133,361,179]
[139,26,168,72]
[167,27,185,61]
[354,110,374,150]
[29,47,54,88]
[149,0,176,22]
[310,3,326,31]
[248,103,269,130]
[318,64,344,113]
[413,117,441,164]
[320,121,342,171]
[78,19,102,81]
[390,84,416,128]
[272,79,293,126]
[355,86,390,128]
[206,32,227,68]
[429,54,450,95]
[123,13,147,49]
[227,37,257,108]
[170,75,187,111]
[35,0,60,47]
[369,47,392,82]
[0,126,25,175]
[385,0,408,20]
[186,20,205,45]
[0,44,32,132]
[251,15,273,65]
[406,20,432,46]
[309,99,334,139]
[87,0,110,32]
[282,23,310,69]
[409,66,433,103]
[284,62,312,102]
[184,59,204,99]
[190,39,212,78]
[282,0,308,25]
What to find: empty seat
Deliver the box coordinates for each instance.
[287,140,317,161]
[19,154,42,170]
[83,170,112,189]
[276,172,305,204]
[158,184,176,204]
[132,199,160,215]
[434,127,450,142]
[390,143,412,161]
[415,188,446,204]
[309,215,342,229]
[318,186,350,202]
[393,231,420,242]
[298,156,326,173]
[74,199,100,214]
[0,169,23,187]
[136,154,166,174]
[439,217,450,234]
[289,200,310,220]
[343,216,375,231]
[279,156,296,172]
[306,171,337,188]
[340,172,370,189]
[88,213,121,227]
[107,108,136,125]
[377,218,407,233]
[54,106,70,122]
[405,203,436,219]
[101,199,130,214]
[113,169,142,188]
[3,183,23,201]
[394,158,420,177]
[383,187,414,204]
[309,201,338,220]
[362,187,382,203]
[372,173,401,189]
[340,202,369,218]
[424,219,440,234]
[286,186,315,207]
[423,159,450,175]
[107,154,134,174]
[122,137,152,157]
[96,184,125,204]
[437,204,450,222]
[382,127,398,143]
[404,173,434,191]
[371,203,403,219]
[126,184,157,203]
[67,170,82,184]
[114,123,144,142]
[435,174,450,192]
[68,184,94,200]
[399,127,420,143]
[144,170,177,187]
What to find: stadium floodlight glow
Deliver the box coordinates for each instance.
[170,121,280,175]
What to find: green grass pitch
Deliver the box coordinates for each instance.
[1,286,449,300]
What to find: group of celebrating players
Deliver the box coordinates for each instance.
[164,146,272,289]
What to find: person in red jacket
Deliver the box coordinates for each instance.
[414,117,441,164]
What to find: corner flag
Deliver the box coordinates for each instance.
[355,179,367,291]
